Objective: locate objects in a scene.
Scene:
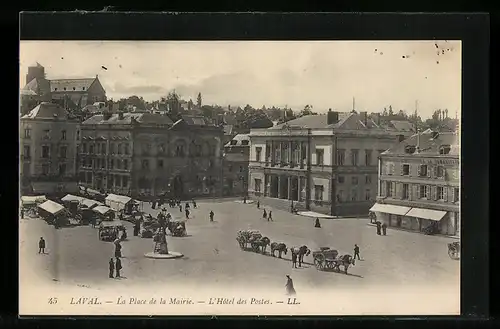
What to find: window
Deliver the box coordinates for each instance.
[116,159,121,169]
[158,159,164,168]
[419,165,428,177]
[23,145,30,158]
[117,144,122,155]
[230,140,237,146]
[63,87,67,91]
[59,163,66,175]
[241,140,249,146]
[209,160,214,168]
[337,149,345,166]
[419,185,429,199]
[61,130,67,140]
[255,147,262,162]
[54,88,58,91]
[365,150,372,166]
[351,189,358,201]
[43,129,50,139]
[108,175,114,187]
[228,164,233,172]
[82,143,87,153]
[352,176,358,185]
[83,87,86,91]
[254,179,262,192]
[123,159,128,170]
[59,146,67,158]
[110,143,115,154]
[405,145,416,154]
[402,183,409,199]
[365,189,371,201]
[386,182,393,197]
[122,176,129,188]
[365,175,372,184]
[439,145,451,155]
[158,143,165,154]
[176,145,185,157]
[239,166,243,172]
[89,145,94,154]
[314,185,324,201]
[109,159,114,169]
[316,149,324,165]
[402,164,410,176]
[454,188,460,202]
[351,149,359,166]
[102,143,107,155]
[437,186,444,200]
[76,131,80,140]
[24,128,31,139]
[436,166,445,177]
[42,146,50,158]
[42,163,49,175]
[337,190,344,203]
[338,176,344,184]
[142,160,149,169]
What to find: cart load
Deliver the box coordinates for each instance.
[236,230,262,249]
[167,220,187,237]
[312,248,356,274]
[98,220,125,242]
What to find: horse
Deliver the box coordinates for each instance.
[236,230,261,249]
[333,254,356,274]
[291,245,311,267]
[270,242,288,258]
[251,237,271,254]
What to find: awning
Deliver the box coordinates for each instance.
[38,200,65,215]
[369,203,411,216]
[61,194,84,203]
[105,193,132,205]
[406,207,447,221]
[81,198,103,208]
[21,195,47,205]
[93,206,113,215]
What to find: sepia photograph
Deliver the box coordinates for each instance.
[19,40,461,316]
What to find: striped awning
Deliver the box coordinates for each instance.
[369,203,411,216]
[406,208,447,221]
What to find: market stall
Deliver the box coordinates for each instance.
[37,200,69,227]
[105,194,134,214]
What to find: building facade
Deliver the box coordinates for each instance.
[223,134,250,196]
[248,110,414,216]
[79,112,224,199]
[372,130,460,236]
[20,102,80,195]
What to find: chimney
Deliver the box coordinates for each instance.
[327,109,339,125]
[360,111,368,126]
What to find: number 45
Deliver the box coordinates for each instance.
[48,297,58,304]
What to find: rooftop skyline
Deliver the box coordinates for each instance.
[20,41,461,119]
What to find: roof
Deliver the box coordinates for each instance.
[225,134,250,147]
[50,78,96,93]
[223,125,234,135]
[389,120,415,132]
[23,77,51,96]
[181,115,215,126]
[82,112,173,126]
[21,195,47,205]
[382,131,459,156]
[93,205,113,215]
[269,112,352,129]
[81,198,103,208]
[21,102,69,120]
[20,89,37,96]
[100,220,125,227]
[38,200,65,215]
[61,194,85,203]
[105,194,132,205]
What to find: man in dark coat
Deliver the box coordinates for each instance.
[354,244,361,260]
[20,208,24,219]
[268,211,273,222]
[133,220,140,236]
[291,252,298,268]
[315,217,321,228]
[38,237,46,254]
[192,200,197,208]
[262,209,267,220]
[209,210,214,222]
[185,209,190,219]
[376,221,382,235]
[115,257,122,278]
[109,258,115,278]
[257,201,260,209]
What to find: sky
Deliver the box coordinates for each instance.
[19,41,461,119]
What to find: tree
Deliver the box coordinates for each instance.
[166,91,182,118]
[187,99,194,110]
[388,105,394,116]
[299,104,316,117]
[197,92,202,107]
[382,107,388,116]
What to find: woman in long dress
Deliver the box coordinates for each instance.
[285,275,296,296]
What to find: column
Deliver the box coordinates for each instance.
[278,175,282,198]
[271,141,275,165]
[288,176,292,200]
[297,175,301,201]
[289,141,293,166]
[264,174,268,197]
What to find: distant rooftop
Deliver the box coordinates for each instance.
[21,102,70,120]
[225,134,250,147]
[382,131,459,157]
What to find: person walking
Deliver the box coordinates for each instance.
[209,210,214,222]
[185,209,190,219]
[108,258,115,278]
[314,217,321,228]
[268,211,273,222]
[376,221,382,235]
[38,237,46,254]
[285,275,296,296]
[262,209,267,220]
[192,200,197,209]
[179,205,183,212]
[354,244,361,260]
[115,257,122,278]
[114,241,122,258]
[291,252,298,268]
[133,220,140,236]
[382,222,387,236]
[257,200,260,209]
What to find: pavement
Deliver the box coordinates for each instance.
[19,199,460,297]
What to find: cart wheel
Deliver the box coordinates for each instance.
[314,258,322,270]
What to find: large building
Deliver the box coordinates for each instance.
[223,134,250,196]
[248,110,414,216]
[21,63,107,115]
[371,129,460,236]
[79,112,224,199]
[20,102,81,195]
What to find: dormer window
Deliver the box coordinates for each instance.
[230,140,238,146]
[63,87,67,91]
[439,145,451,155]
[404,145,416,154]
[241,140,249,146]
[54,88,58,91]
[83,87,86,90]
[73,87,76,90]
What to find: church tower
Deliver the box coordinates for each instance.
[25,62,45,85]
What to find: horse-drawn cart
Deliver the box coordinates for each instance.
[312,247,355,274]
[448,241,460,260]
